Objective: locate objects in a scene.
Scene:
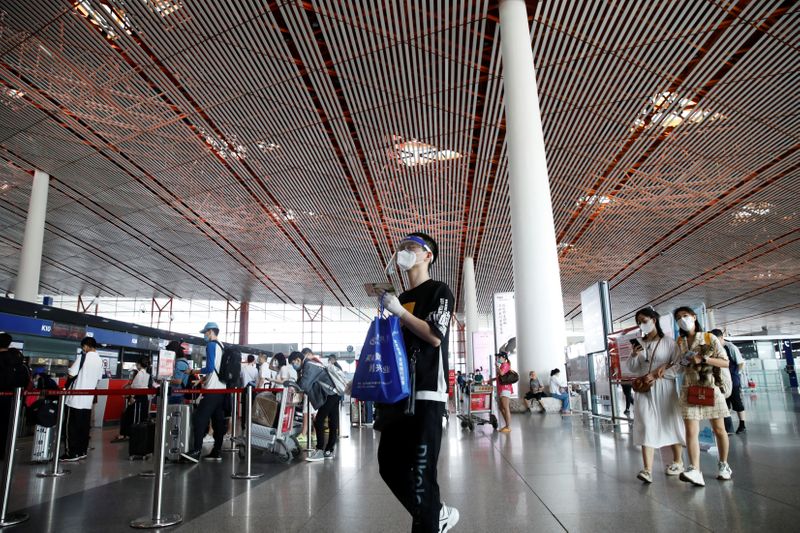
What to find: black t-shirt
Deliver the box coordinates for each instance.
[398,279,454,402]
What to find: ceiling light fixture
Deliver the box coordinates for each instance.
[144,0,182,17]
[73,0,132,40]
[631,91,725,132]
[257,141,280,153]
[576,194,611,207]
[200,128,246,160]
[733,201,772,221]
[392,137,461,167]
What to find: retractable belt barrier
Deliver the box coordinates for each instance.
[0,387,285,397]
[1,384,296,530]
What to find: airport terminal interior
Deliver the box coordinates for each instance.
[1,1,799,532]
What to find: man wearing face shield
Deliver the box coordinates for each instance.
[375,232,459,533]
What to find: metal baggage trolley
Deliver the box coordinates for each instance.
[237,382,302,463]
[456,379,498,431]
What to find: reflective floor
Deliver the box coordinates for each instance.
[6,390,800,532]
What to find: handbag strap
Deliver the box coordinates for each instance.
[642,338,662,376]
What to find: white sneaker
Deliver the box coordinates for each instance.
[717,461,733,481]
[679,466,705,487]
[636,470,653,483]
[439,502,460,533]
[665,463,684,476]
[202,434,214,444]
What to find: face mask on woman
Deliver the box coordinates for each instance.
[678,316,695,331]
[292,362,301,371]
[639,320,655,336]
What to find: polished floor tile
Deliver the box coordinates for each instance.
[5,390,800,532]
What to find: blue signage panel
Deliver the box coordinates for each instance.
[0,312,53,337]
[86,327,140,348]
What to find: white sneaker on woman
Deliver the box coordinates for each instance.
[636,470,653,483]
[679,466,705,487]
[717,462,733,480]
[665,463,684,476]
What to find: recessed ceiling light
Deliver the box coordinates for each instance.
[393,138,461,167]
[557,242,573,251]
[1,86,25,99]
[144,0,182,17]
[576,194,611,207]
[200,128,246,160]
[257,141,280,153]
[73,0,132,40]
[734,201,772,221]
[631,91,725,132]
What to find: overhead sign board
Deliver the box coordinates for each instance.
[0,312,53,337]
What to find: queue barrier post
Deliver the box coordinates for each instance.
[305,394,313,452]
[0,388,29,527]
[131,380,182,529]
[232,385,263,480]
[37,394,70,478]
[222,390,239,453]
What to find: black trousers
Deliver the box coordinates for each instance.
[378,400,444,533]
[0,398,11,456]
[65,406,92,457]
[622,384,634,410]
[192,393,226,453]
[314,394,340,452]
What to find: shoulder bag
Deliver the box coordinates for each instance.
[631,338,661,393]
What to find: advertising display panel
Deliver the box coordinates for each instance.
[580,282,611,354]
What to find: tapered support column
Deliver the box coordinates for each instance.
[499,0,567,395]
[14,170,49,302]
[462,257,479,373]
[239,301,249,345]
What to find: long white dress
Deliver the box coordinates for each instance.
[627,336,686,448]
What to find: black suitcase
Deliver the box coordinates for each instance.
[128,420,156,459]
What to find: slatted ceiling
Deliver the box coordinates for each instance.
[0,2,797,330]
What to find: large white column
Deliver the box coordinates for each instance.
[14,169,49,302]
[499,0,567,395]
[462,256,479,372]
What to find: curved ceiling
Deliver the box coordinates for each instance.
[0,1,798,335]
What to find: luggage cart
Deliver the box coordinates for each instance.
[237,382,302,463]
[456,380,498,431]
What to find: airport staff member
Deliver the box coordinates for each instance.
[375,232,459,533]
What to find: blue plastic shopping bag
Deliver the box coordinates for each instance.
[351,312,411,403]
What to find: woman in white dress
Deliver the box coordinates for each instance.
[627,307,685,484]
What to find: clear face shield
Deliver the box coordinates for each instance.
[384,235,432,276]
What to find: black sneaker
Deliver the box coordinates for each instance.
[736,426,746,434]
[60,454,81,462]
[324,450,335,460]
[180,451,201,464]
[203,450,222,462]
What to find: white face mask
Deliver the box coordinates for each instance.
[639,320,655,336]
[678,316,695,331]
[395,249,419,272]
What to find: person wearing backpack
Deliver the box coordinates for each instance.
[1,333,31,456]
[181,322,228,463]
[298,349,340,462]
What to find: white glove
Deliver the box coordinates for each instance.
[380,292,407,318]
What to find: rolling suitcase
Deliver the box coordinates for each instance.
[129,420,156,460]
[166,404,192,462]
[31,424,54,463]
